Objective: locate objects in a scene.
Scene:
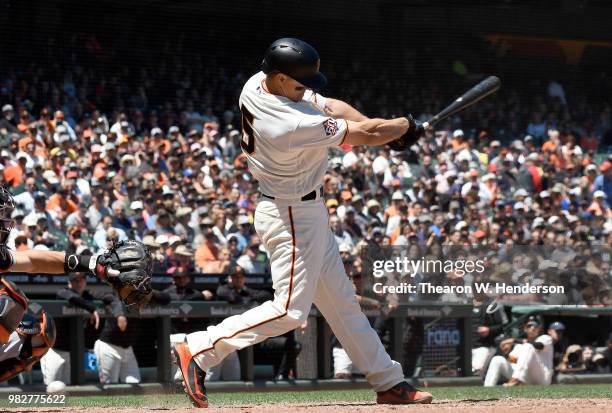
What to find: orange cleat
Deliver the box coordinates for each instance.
[376,381,433,404]
[173,343,208,408]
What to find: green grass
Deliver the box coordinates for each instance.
[1,384,611,408]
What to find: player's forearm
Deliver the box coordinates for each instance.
[12,250,67,273]
[345,117,409,146]
[11,250,98,276]
[325,98,368,121]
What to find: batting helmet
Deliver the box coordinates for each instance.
[261,38,327,91]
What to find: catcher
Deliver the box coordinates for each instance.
[0,186,152,381]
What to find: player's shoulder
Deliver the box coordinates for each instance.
[241,72,266,98]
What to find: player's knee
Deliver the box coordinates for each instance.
[283,314,305,331]
[489,355,505,367]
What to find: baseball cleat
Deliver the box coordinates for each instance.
[376,381,433,404]
[503,378,524,387]
[173,343,208,408]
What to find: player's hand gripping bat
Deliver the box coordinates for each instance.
[388,76,501,151]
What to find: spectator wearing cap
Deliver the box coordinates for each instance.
[3,151,28,188]
[0,104,18,134]
[364,199,383,226]
[142,235,168,273]
[216,266,271,305]
[41,272,103,386]
[460,170,484,200]
[167,244,196,276]
[593,161,612,202]
[450,129,467,151]
[154,208,176,236]
[165,264,214,302]
[236,235,269,274]
[547,321,569,370]
[227,215,251,253]
[518,152,544,194]
[384,191,405,227]
[174,206,195,245]
[24,191,57,231]
[588,190,611,218]
[342,206,364,240]
[128,201,147,241]
[195,217,222,272]
[150,127,171,154]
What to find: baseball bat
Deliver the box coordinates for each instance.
[422,76,501,129]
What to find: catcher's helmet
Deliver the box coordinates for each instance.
[261,38,327,91]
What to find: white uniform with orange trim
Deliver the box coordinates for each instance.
[186,72,404,391]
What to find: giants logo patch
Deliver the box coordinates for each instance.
[323,118,339,137]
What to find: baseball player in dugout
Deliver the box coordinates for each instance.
[484,315,554,387]
[173,38,432,407]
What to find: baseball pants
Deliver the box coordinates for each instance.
[333,347,360,376]
[484,343,551,386]
[472,346,495,373]
[187,198,404,391]
[94,339,141,384]
[40,348,71,385]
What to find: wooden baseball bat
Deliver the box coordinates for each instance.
[422,76,501,129]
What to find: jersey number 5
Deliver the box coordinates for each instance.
[240,104,255,154]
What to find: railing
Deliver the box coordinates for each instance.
[30,300,475,385]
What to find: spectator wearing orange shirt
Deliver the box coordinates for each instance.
[451,129,468,152]
[46,183,78,221]
[150,127,171,154]
[541,129,560,153]
[16,108,32,133]
[3,153,28,187]
[195,217,222,272]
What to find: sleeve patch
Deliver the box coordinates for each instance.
[323,118,339,137]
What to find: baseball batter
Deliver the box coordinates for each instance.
[174,38,432,407]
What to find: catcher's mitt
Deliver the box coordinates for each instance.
[97,240,153,307]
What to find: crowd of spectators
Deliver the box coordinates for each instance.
[0,45,611,309]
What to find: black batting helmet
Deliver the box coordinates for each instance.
[261,38,327,91]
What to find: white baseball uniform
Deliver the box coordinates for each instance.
[484,334,553,386]
[186,71,404,391]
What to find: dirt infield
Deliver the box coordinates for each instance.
[5,399,612,412]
